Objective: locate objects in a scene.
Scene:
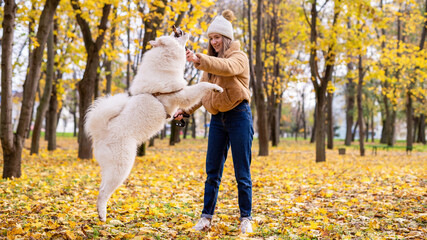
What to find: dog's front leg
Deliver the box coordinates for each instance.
[176,82,223,110]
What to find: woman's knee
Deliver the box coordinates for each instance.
[205,176,221,188]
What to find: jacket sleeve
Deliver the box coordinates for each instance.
[194,52,247,77]
[184,101,202,115]
[183,72,208,115]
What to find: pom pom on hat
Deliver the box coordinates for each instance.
[207,10,235,40]
[221,10,236,22]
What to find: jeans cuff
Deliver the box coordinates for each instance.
[201,213,213,219]
[240,216,252,221]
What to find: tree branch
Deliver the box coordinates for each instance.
[95,4,112,50]
[302,2,312,28]
[70,0,94,51]
[419,0,427,51]
[319,0,330,12]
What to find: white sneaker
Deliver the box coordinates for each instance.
[240,218,253,233]
[193,217,211,231]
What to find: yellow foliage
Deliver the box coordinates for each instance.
[0,138,425,238]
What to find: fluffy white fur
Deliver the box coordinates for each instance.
[85,33,222,221]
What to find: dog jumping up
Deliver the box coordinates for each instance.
[85,32,223,221]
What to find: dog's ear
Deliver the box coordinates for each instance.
[149,40,160,48]
[149,37,170,48]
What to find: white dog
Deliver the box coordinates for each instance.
[85,32,222,221]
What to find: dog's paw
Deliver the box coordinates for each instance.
[98,213,106,222]
[213,86,223,93]
[98,207,107,222]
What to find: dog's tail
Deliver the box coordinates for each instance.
[85,93,129,141]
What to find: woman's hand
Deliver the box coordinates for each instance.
[186,49,200,63]
[173,109,185,121]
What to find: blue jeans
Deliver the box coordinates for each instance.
[201,101,254,220]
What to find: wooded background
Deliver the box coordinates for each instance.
[1,0,426,178]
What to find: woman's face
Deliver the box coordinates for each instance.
[209,33,223,53]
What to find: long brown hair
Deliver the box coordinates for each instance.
[208,35,232,79]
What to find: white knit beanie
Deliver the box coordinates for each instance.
[207,10,236,40]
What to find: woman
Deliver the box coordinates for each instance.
[174,10,254,233]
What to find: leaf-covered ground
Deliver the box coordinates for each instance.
[1,138,426,239]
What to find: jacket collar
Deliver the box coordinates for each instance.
[224,41,241,58]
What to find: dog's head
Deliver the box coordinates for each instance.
[129,30,189,95]
[149,31,190,50]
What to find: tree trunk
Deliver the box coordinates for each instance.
[137,143,146,156]
[26,105,35,139]
[409,0,427,147]
[136,143,146,156]
[310,104,316,143]
[357,54,365,156]
[254,0,269,156]
[183,120,189,139]
[170,125,176,146]
[309,0,339,162]
[315,91,326,162]
[19,0,59,143]
[270,100,280,147]
[413,116,419,143]
[270,0,280,147]
[104,8,117,95]
[191,114,196,139]
[418,114,426,144]
[45,109,50,141]
[371,111,375,142]
[247,0,256,94]
[1,0,18,178]
[388,109,396,146]
[71,1,111,159]
[161,125,166,139]
[170,124,181,146]
[295,101,300,142]
[3,0,59,179]
[344,63,355,146]
[352,120,358,141]
[47,74,58,151]
[47,20,60,150]
[365,120,369,142]
[77,68,96,158]
[327,92,333,149]
[25,9,36,140]
[380,93,391,144]
[388,10,402,148]
[149,137,155,147]
[31,22,54,155]
[72,89,78,137]
[301,93,306,140]
[406,93,414,150]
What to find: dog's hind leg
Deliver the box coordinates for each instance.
[96,144,136,221]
